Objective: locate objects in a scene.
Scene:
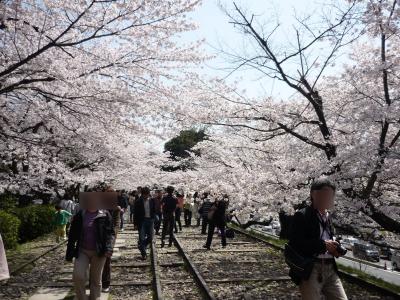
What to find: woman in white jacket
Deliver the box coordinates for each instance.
[192,192,201,227]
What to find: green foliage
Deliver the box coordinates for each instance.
[164,129,206,159]
[0,210,21,249]
[163,129,206,171]
[14,205,56,243]
[0,192,18,212]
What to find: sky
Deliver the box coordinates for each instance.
[184,0,338,100]
[156,0,350,148]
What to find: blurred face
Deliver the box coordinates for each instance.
[80,192,117,211]
[311,187,335,211]
[86,194,97,211]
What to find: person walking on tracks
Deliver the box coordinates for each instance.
[118,190,129,232]
[128,191,136,224]
[66,192,115,300]
[192,192,201,227]
[199,193,213,234]
[183,193,193,227]
[286,178,348,300]
[153,189,163,235]
[174,192,184,233]
[134,187,156,260]
[203,195,228,250]
[161,186,178,247]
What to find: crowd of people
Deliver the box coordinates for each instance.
[61,185,230,300]
[0,179,349,300]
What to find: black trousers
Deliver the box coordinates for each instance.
[120,211,124,229]
[130,210,134,224]
[102,228,118,288]
[161,213,175,244]
[184,209,192,226]
[174,208,182,232]
[201,216,209,234]
[102,257,112,289]
[205,222,226,248]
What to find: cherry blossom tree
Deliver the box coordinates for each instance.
[0,0,203,195]
[168,0,400,235]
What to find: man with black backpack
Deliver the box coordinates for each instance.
[161,186,178,247]
[203,195,228,250]
[286,178,347,300]
[199,192,213,234]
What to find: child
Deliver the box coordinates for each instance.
[54,204,72,242]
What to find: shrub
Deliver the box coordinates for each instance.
[0,192,18,212]
[14,205,56,242]
[0,210,21,249]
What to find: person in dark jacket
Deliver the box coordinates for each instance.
[66,193,115,300]
[203,196,228,250]
[288,178,347,300]
[161,186,177,247]
[134,187,156,259]
[128,191,136,224]
[118,190,129,231]
[153,189,163,235]
[200,193,212,234]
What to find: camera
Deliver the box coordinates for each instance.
[336,244,347,256]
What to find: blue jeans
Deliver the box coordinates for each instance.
[138,218,154,256]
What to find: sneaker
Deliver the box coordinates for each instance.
[203,244,210,250]
[120,228,124,232]
[102,287,110,293]
[161,241,165,248]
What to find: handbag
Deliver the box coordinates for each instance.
[284,243,314,282]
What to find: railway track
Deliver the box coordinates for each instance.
[0,237,70,300]
[96,224,209,300]
[1,222,399,299]
[10,240,68,276]
[174,226,295,299]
